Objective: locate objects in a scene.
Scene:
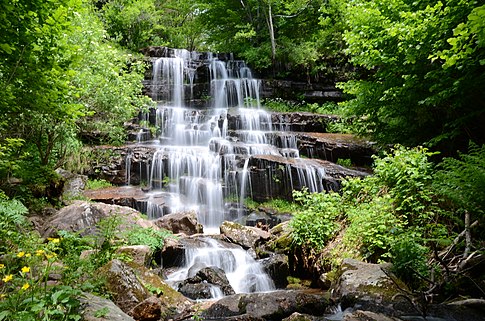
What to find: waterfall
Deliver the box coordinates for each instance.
[165,237,275,294]
[136,49,335,298]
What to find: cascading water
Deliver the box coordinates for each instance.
[130,49,333,298]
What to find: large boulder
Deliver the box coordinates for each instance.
[342,310,401,321]
[201,290,329,320]
[331,258,410,314]
[220,221,271,250]
[100,259,150,313]
[79,293,135,321]
[154,211,203,235]
[202,290,328,320]
[40,201,156,238]
[100,259,193,319]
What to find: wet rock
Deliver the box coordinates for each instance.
[40,201,157,238]
[100,259,150,313]
[179,266,235,298]
[248,155,368,201]
[259,254,290,289]
[116,245,152,267]
[154,210,203,235]
[79,292,135,321]
[178,282,214,300]
[201,290,329,320]
[331,258,410,315]
[161,237,186,268]
[128,295,161,321]
[220,221,271,250]
[85,145,157,186]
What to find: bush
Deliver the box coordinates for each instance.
[290,189,342,249]
[344,195,402,261]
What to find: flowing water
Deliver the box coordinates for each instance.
[131,49,330,297]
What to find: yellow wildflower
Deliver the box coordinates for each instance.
[0,294,5,299]
[36,249,45,256]
[17,251,25,258]
[2,274,13,282]
[21,266,30,273]
[21,283,30,290]
[50,238,60,244]
[25,253,31,258]
[0,264,5,269]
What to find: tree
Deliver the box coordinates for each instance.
[339,0,485,153]
[0,0,84,169]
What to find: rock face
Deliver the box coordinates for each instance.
[220,221,271,250]
[154,210,203,235]
[260,254,290,289]
[248,155,368,201]
[79,293,135,321]
[331,258,410,314]
[55,168,88,201]
[296,133,375,166]
[40,201,156,238]
[201,290,329,320]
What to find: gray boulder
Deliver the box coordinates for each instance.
[220,221,271,250]
[202,290,329,320]
[154,210,203,235]
[331,258,410,314]
[40,201,157,238]
[79,292,135,321]
[56,168,88,201]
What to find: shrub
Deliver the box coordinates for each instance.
[290,189,342,249]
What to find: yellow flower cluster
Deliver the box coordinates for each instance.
[2,274,13,283]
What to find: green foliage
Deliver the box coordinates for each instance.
[344,195,402,261]
[339,0,485,151]
[0,231,81,321]
[372,145,438,225]
[67,2,153,145]
[86,179,113,190]
[290,189,342,249]
[433,142,485,220]
[123,226,174,252]
[0,194,28,254]
[390,231,430,288]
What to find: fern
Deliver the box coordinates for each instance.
[433,142,485,218]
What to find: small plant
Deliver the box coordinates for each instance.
[86,179,112,190]
[123,226,174,252]
[94,307,109,318]
[336,158,352,167]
